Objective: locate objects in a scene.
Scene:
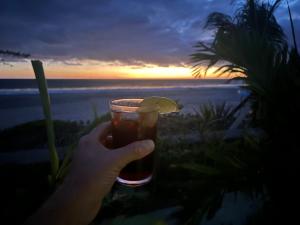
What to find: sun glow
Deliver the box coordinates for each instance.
[0,59,223,79]
[119,65,192,79]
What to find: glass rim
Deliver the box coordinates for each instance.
[110,98,143,113]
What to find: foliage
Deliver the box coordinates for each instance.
[95,132,267,225]
[195,102,234,136]
[190,0,300,131]
[191,0,286,78]
[2,110,269,225]
[0,120,84,152]
[1,113,201,152]
[191,0,300,223]
[191,0,300,133]
[158,113,200,136]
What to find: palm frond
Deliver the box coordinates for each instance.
[205,12,233,30]
[286,0,298,54]
[191,0,287,82]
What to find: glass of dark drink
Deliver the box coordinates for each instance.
[110,98,158,186]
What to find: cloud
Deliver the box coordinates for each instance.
[0,0,299,67]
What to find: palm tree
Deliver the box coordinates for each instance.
[191,0,299,125]
[191,1,300,223]
[191,0,287,89]
[191,0,286,76]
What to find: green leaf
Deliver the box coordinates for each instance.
[31,60,59,186]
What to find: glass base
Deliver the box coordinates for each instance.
[117,175,152,187]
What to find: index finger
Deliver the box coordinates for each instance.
[89,121,112,142]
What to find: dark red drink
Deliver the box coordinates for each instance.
[110,99,158,186]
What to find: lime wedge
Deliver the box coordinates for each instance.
[139,96,179,114]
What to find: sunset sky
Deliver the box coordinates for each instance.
[0,0,299,79]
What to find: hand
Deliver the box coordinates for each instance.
[26,121,155,225]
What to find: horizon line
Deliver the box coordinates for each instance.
[0,77,229,80]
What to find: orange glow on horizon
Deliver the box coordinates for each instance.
[119,65,192,79]
[0,59,227,79]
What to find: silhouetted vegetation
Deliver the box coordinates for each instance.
[0,114,263,225]
[0,120,84,152]
[0,49,30,66]
[0,50,30,58]
[191,0,300,224]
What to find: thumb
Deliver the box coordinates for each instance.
[113,140,155,167]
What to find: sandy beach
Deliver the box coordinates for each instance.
[0,86,242,129]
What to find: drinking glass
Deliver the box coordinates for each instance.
[110,98,158,186]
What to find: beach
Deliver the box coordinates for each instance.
[0,79,243,129]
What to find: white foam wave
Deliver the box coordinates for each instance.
[0,84,244,95]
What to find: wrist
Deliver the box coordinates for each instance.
[25,179,103,225]
[62,173,104,206]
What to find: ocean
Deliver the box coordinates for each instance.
[0,79,241,95]
[0,79,244,129]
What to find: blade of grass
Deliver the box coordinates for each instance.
[31,60,59,185]
[286,0,298,54]
[56,144,77,180]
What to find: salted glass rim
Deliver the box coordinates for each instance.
[110,98,143,113]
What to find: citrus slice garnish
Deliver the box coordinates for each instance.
[138,96,179,114]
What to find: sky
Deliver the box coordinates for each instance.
[0,0,299,79]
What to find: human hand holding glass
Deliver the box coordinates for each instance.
[25,122,154,225]
[26,97,178,225]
